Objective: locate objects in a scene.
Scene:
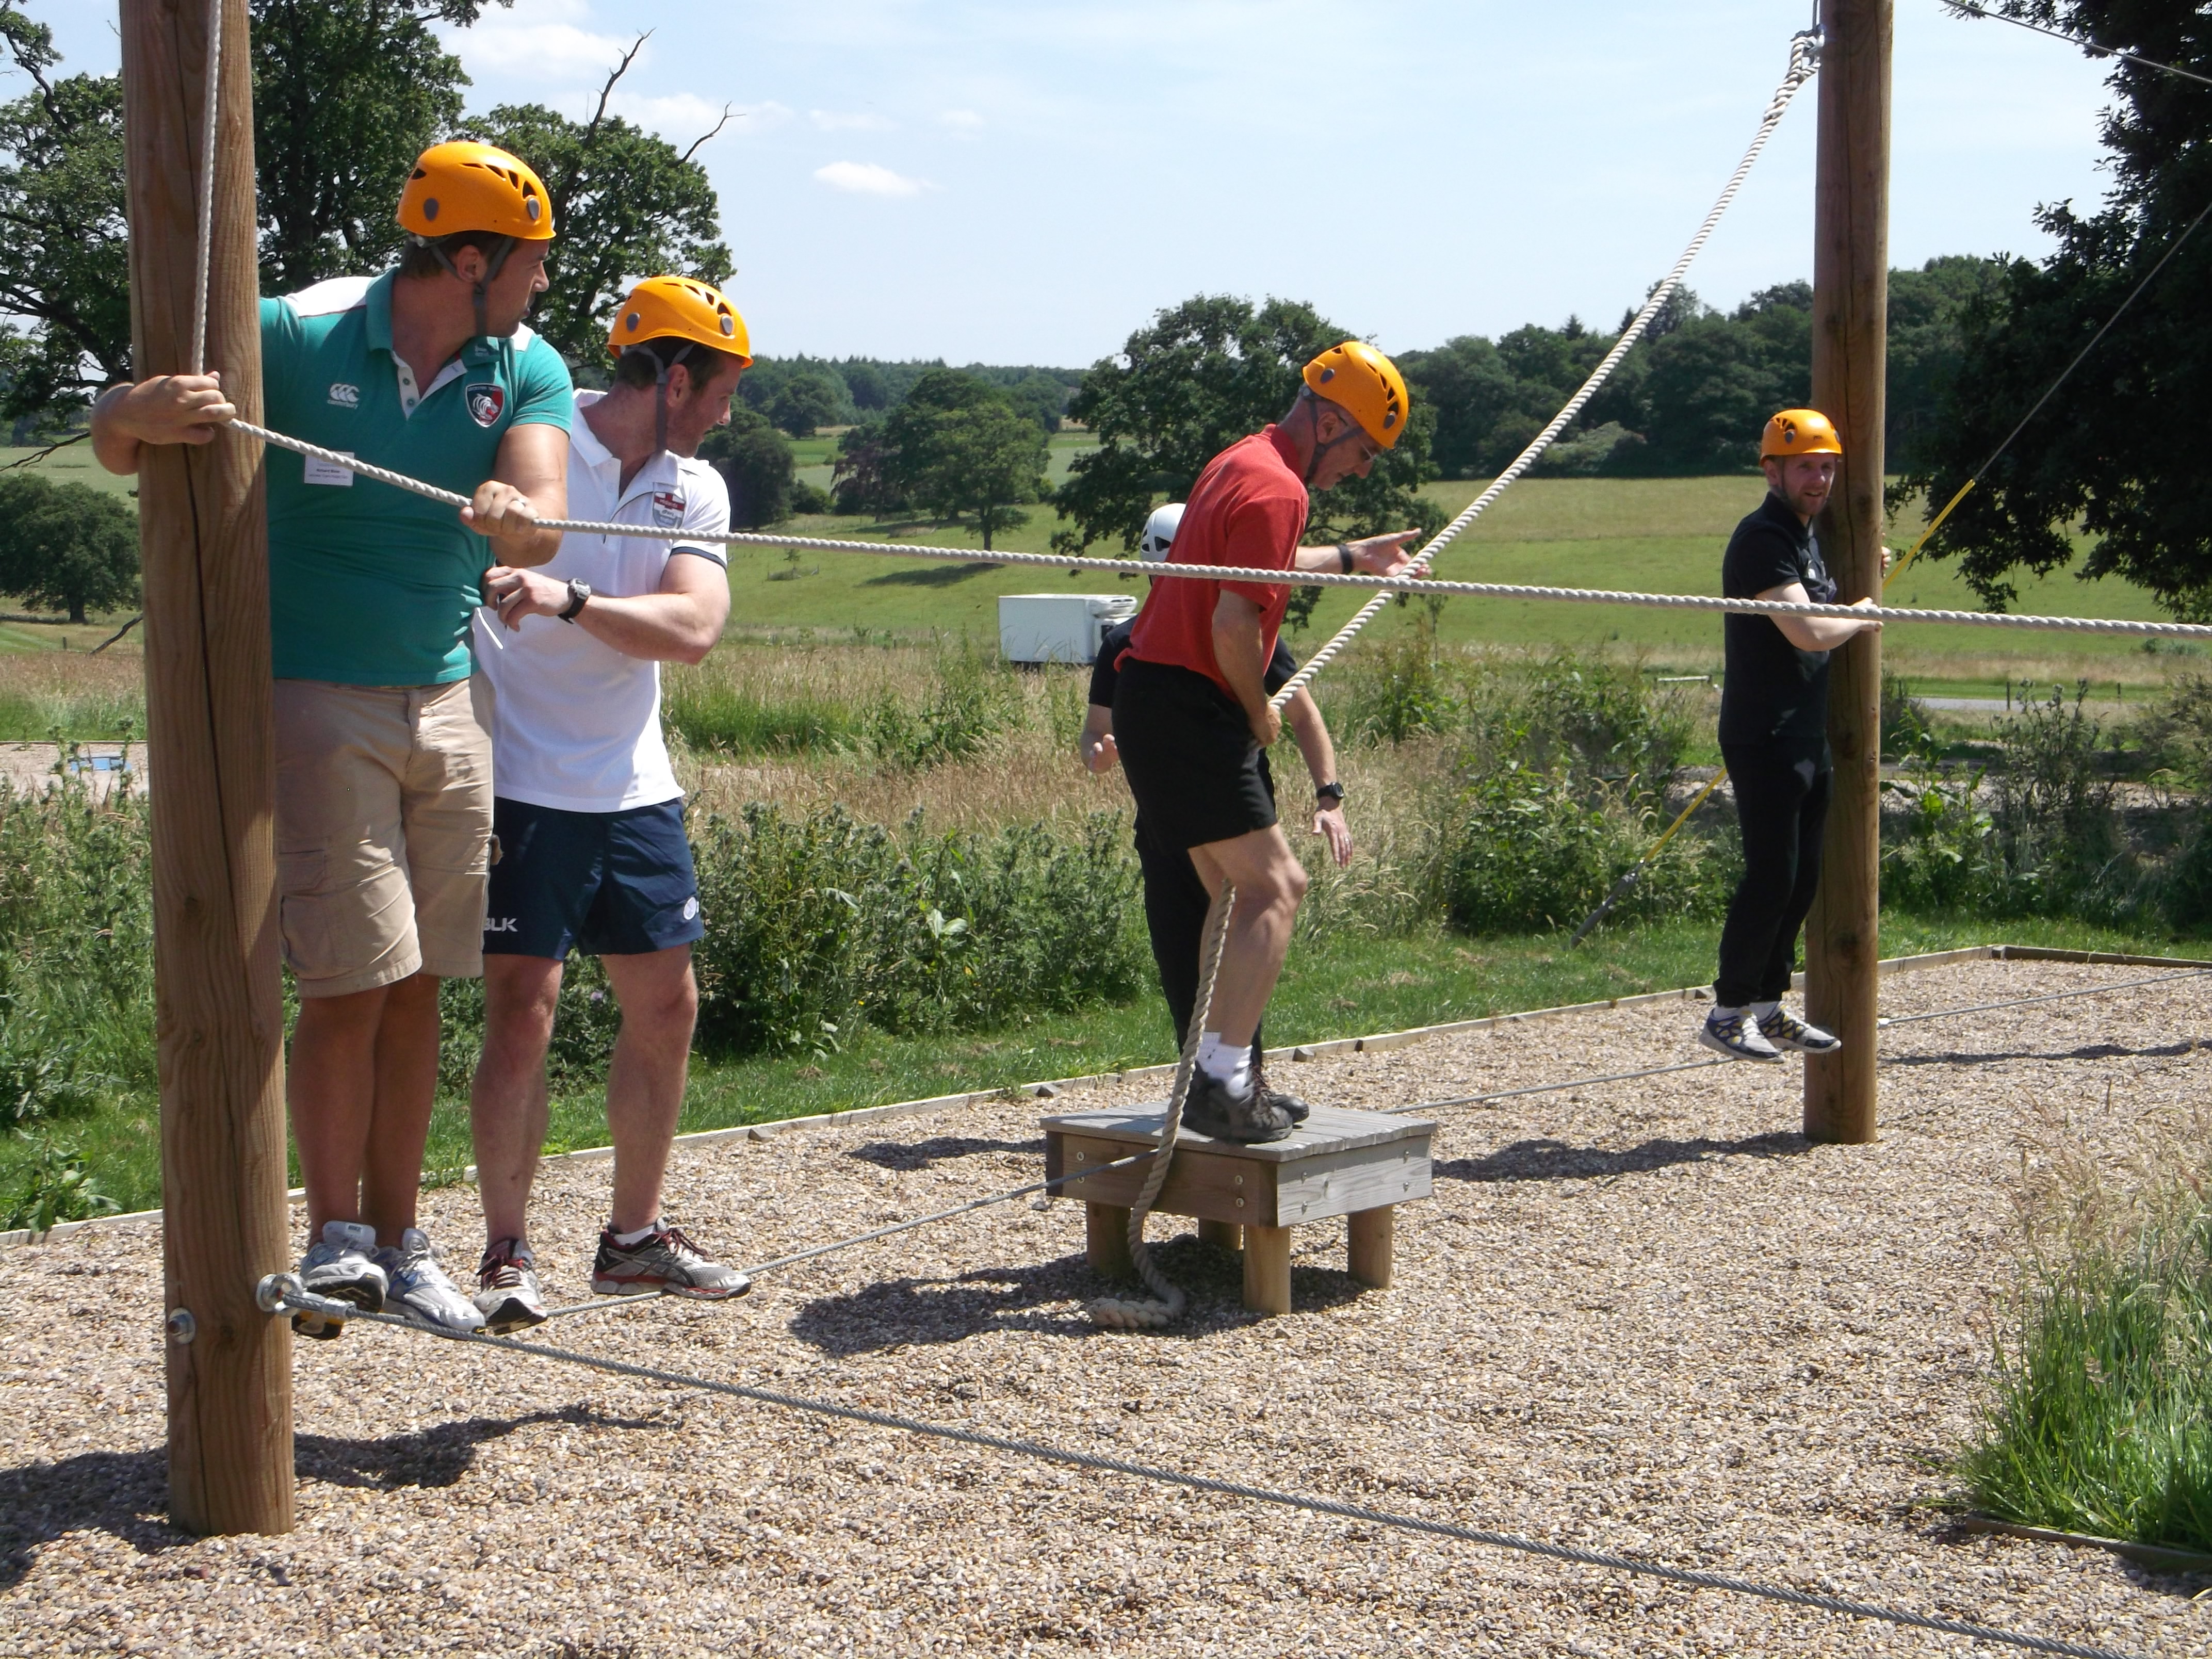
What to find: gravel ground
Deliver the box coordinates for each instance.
[5,957,2210,1657]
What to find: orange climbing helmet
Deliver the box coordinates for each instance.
[607,276,753,366]
[1761,408,1843,460]
[1302,341,1410,450]
[397,141,555,243]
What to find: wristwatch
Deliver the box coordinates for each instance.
[558,579,593,623]
[1336,543,1354,575]
[1316,781,1345,806]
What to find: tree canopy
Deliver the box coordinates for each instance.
[0,473,139,622]
[1908,1,2212,616]
[699,404,796,530]
[879,371,1048,550]
[1052,294,1443,558]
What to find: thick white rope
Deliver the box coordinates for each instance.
[1088,887,1235,1330]
[214,419,2212,639]
[1271,27,1824,712]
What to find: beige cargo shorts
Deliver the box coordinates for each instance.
[273,677,494,998]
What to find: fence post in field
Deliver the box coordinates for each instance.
[120,0,294,1535]
[1804,0,1890,1145]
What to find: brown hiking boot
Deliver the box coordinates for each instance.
[1183,1072,1294,1144]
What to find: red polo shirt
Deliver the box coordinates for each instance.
[1126,426,1309,697]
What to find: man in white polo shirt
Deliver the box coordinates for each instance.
[466,275,750,1330]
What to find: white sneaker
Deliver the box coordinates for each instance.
[1698,1008,1784,1063]
[376,1228,486,1335]
[473,1238,548,1333]
[295,1219,387,1340]
[1757,1005,1842,1053]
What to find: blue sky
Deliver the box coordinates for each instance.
[45,2,2121,366]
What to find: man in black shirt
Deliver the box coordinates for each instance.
[1702,409,1883,1062]
[1079,504,1353,1116]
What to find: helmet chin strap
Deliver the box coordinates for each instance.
[419,234,518,340]
[626,342,700,459]
[1296,389,1363,487]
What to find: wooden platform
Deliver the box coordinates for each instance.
[1042,1103,1435,1315]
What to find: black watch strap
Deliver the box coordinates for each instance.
[1316,780,1345,804]
[558,579,592,622]
[1336,543,1354,575]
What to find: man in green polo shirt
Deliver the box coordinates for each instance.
[92,141,573,1337]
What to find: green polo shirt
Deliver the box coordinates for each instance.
[259,272,573,685]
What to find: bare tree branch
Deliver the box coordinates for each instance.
[1,431,90,471]
[679,104,737,166]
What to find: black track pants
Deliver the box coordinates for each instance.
[1134,819,1262,1064]
[1714,752,1831,1007]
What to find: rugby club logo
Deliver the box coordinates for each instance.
[652,490,684,528]
[327,382,360,409]
[465,383,505,427]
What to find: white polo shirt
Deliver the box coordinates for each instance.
[473,389,730,812]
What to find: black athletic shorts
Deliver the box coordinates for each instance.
[1112,658,1278,852]
[483,796,706,959]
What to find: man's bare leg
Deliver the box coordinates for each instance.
[600,946,698,1234]
[1188,825,1309,1050]
[470,955,565,1247]
[291,983,391,1239]
[359,971,444,1242]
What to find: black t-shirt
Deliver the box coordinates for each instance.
[1718,492,1838,761]
[1089,617,1296,708]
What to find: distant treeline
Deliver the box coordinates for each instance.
[733,356,1083,438]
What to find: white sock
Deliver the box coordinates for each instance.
[1710,1004,1744,1021]
[1749,1000,1781,1021]
[1196,1034,1250,1095]
[610,1221,660,1247]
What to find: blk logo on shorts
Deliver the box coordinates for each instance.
[652,490,684,528]
[327,382,360,409]
[485,917,518,933]
[465,383,506,427]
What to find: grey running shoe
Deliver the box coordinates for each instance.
[1758,1005,1842,1053]
[1698,1008,1784,1063]
[1251,1060,1311,1125]
[592,1224,752,1300]
[473,1238,547,1333]
[1182,1071,1294,1144]
[376,1227,486,1335]
[295,1219,387,1340]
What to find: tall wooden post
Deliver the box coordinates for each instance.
[121,0,294,1535]
[1804,0,1890,1145]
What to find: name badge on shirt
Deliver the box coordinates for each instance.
[302,451,356,487]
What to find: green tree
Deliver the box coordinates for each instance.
[250,1,497,292]
[879,370,1046,549]
[0,7,129,432]
[0,474,139,622]
[768,370,843,437]
[1911,2,2212,614]
[1053,294,1440,558]
[700,403,795,529]
[476,87,733,369]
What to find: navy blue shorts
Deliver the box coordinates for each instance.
[483,798,705,959]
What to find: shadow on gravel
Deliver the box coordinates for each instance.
[847,1135,1043,1172]
[0,1447,180,1592]
[297,1403,658,1493]
[789,1232,1363,1355]
[1884,1039,2202,1067]
[1438,1130,1810,1185]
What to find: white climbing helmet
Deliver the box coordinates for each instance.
[1138,502,1185,561]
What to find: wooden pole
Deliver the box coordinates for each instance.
[1804,0,1891,1146]
[120,0,293,1536]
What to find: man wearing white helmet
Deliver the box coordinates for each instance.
[1080,502,1354,1117]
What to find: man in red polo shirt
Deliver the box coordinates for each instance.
[1113,341,1419,1142]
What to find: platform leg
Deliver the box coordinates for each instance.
[1347,1205,1395,1290]
[1197,1218,1242,1254]
[1242,1224,1292,1316]
[1085,1202,1133,1281]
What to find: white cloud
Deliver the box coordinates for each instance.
[937,109,985,134]
[813,161,934,198]
[600,92,787,145]
[459,1,638,82]
[811,109,896,132]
